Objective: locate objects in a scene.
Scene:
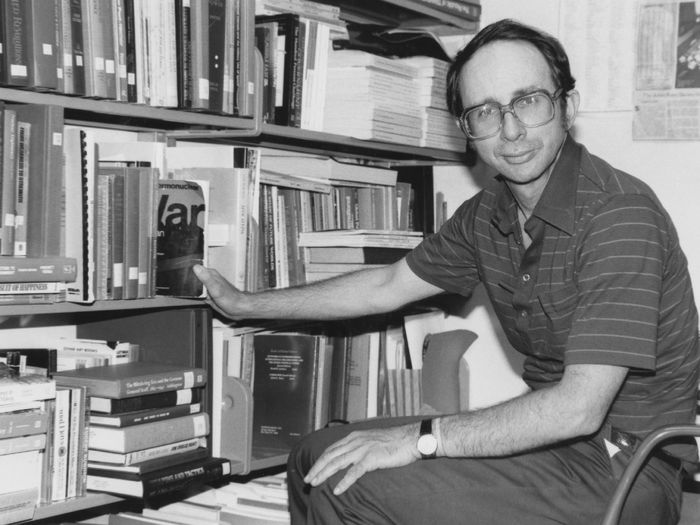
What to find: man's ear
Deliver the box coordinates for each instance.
[564,89,580,130]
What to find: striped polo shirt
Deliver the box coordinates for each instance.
[406,135,699,450]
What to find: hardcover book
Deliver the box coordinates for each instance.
[53,361,207,399]
[0,372,55,406]
[252,333,326,452]
[0,256,78,283]
[86,455,230,499]
[88,412,210,453]
[87,436,207,466]
[0,401,50,438]
[89,402,202,428]
[90,387,202,414]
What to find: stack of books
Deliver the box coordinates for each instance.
[108,471,290,524]
[322,50,423,146]
[0,366,56,523]
[53,361,230,500]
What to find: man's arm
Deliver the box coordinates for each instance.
[193,258,443,321]
[305,362,628,495]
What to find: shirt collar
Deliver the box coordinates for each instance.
[491,134,580,236]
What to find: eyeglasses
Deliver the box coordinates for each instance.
[457,89,564,140]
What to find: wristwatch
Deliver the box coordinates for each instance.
[417,418,438,459]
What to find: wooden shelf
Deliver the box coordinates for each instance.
[32,492,125,521]
[0,87,257,133]
[0,297,204,318]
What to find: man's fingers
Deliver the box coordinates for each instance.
[332,462,368,495]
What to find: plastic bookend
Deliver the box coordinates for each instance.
[218,376,253,475]
[421,329,478,415]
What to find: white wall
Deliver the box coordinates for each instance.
[435,0,700,408]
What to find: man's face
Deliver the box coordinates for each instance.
[459,40,570,186]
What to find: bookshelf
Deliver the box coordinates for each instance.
[0,0,474,522]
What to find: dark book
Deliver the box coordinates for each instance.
[89,401,202,428]
[53,361,207,399]
[26,0,59,91]
[109,169,125,299]
[207,0,226,113]
[156,179,206,298]
[123,0,137,102]
[13,120,30,256]
[89,388,202,415]
[0,0,30,87]
[68,0,87,95]
[88,412,209,453]
[0,256,78,282]
[0,348,57,376]
[252,333,325,452]
[305,246,412,264]
[235,0,256,117]
[254,23,275,123]
[86,455,230,499]
[328,335,350,422]
[7,103,65,257]
[174,0,192,108]
[123,168,141,299]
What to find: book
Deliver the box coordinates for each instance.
[0,0,30,87]
[50,386,71,501]
[86,456,231,499]
[13,119,30,256]
[26,0,59,91]
[0,282,65,294]
[0,106,17,256]
[0,256,78,282]
[8,103,65,258]
[0,373,55,406]
[53,361,207,399]
[88,413,209,453]
[90,387,203,414]
[261,150,398,186]
[156,179,207,298]
[0,433,46,455]
[305,244,409,264]
[0,402,50,438]
[88,446,208,475]
[0,450,44,494]
[87,436,207,466]
[89,402,202,428]
[298,229,423,249]
[252,333,327,452]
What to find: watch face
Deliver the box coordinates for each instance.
[417,433,438,456]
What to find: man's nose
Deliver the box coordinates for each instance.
[501,110,525,141]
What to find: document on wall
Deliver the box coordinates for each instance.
[558,0,637,112]
[633,0,700,139]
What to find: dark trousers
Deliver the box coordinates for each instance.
[287,416,683,525]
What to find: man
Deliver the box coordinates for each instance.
[194,19,699,525]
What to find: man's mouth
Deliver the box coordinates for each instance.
[501,149,536,164]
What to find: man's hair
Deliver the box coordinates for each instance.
[446,19,576,117]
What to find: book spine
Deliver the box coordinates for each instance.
[0,108,17,256]
[140,458,230,498]
[90,402,201,428]
[66,386,83,498]
[68,0,86,95]
[175,0,192,108]
[0,433,46,455]
[123,0,137,101]
[122,169,140,299]
[0,408,49,438]
[189,0,209,110]
[89,412,209,453]
[1,0,31,87]
[59,0,74,94]
[112,0,128,101]
[0,282,65,294]
[27,0,59,91]
[13,120,29,256]
[50,387,70,501]
[207,0,225,113]
[90,387,198,414]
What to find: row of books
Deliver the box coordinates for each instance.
[210,321,430,459]
[0,0,256,116]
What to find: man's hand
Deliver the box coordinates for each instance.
[304,423,421,496]
[193,265,247,319]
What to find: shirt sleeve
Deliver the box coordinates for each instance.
[405,197,481,297]
[564,193,669,370]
